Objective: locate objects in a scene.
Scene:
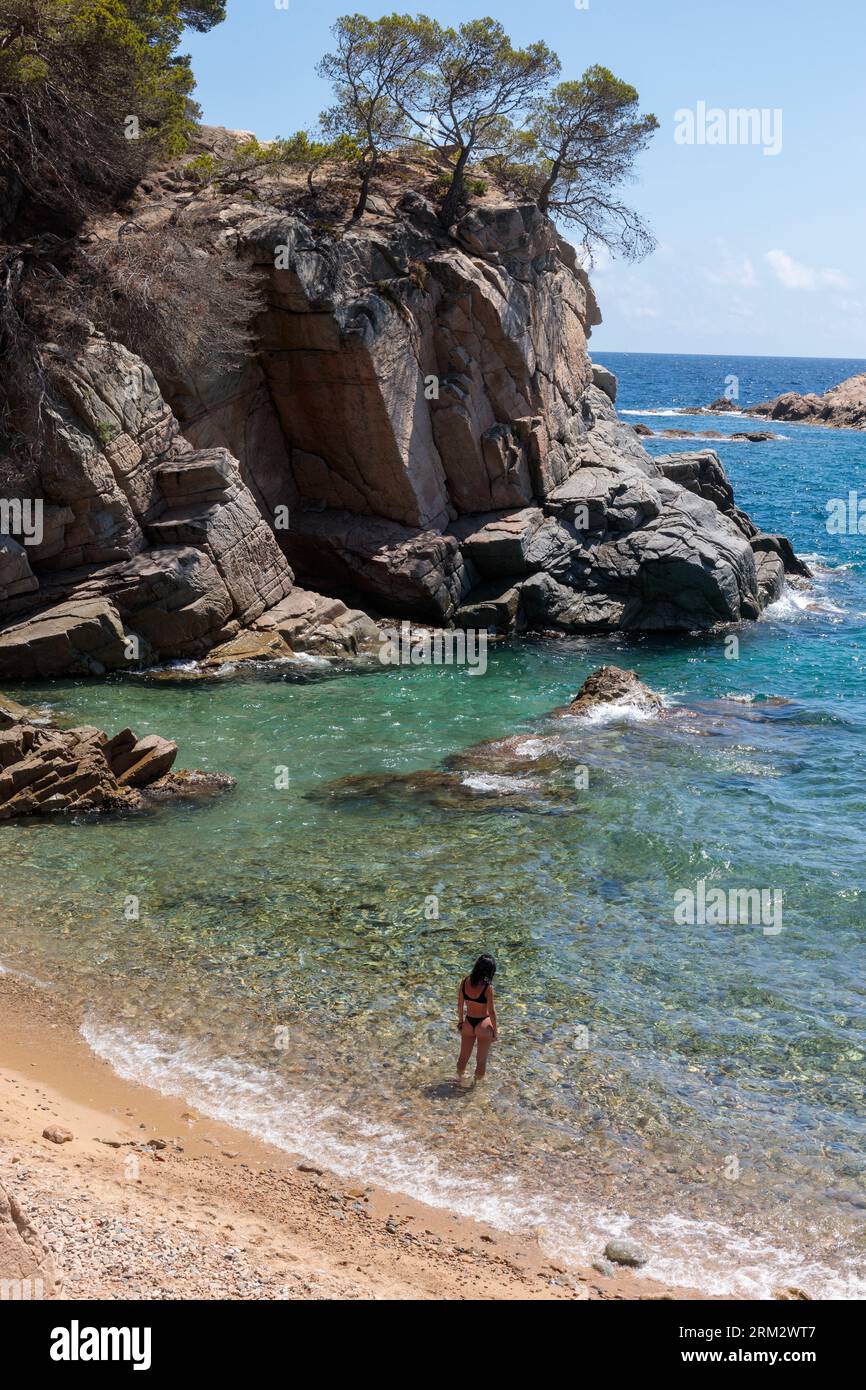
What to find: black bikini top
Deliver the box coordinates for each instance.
[462,977,489,1006]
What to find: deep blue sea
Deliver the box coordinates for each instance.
[2,353,866,1297]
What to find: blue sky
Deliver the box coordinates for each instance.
[183,0,864,356]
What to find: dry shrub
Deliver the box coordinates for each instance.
[84,220,264,392]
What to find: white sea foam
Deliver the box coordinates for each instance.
[80,1017,866,1300]
[460,773,538,794]
[512,738,549,760]
[567,699,663,727]
[762,584,845,621]
[0,958,49,986]
[621,407,747,419]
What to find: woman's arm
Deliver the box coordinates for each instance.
[456,982,464,1032]
[488,986,498,1040]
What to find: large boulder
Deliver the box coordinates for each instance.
[0,597,131,678]
[286,509,474,621]
[566,665,664,718]
[203,588,380,664]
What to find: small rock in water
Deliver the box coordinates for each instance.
[591,1258,616,1278]
[42,1126,73,1145]
[773,1285,812,1301]
[604,1238,648,1268]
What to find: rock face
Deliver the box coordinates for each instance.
[0,338,294,675]
[0,138,808,669]
[0,714,234,819]
[0,1182,60,1298]
[183,180,801,634]
[747,374,866,430]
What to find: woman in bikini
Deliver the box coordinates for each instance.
[456,954,498,1083]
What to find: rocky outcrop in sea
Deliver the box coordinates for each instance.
[0,712,234,820]
[691,374,866,431]
[0,129,808,676]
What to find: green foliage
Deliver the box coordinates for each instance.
[318,13,433,219]
[95,417,119,446]
[0,0,226,234]
[184,131,360,195]
[318,16,656,253]
[515,66,659,259]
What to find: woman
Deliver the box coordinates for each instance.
[456,954,498,1082]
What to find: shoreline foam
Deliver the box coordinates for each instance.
[0,969,709,1302]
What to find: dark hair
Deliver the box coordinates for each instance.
[469,954,496,988]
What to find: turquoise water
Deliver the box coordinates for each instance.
[2,352,866,1296]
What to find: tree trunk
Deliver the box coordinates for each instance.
[351,162,374,222]
[537,157,562,216]
[439,147,471,228]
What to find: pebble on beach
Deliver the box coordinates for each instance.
[604,1239,648,1268]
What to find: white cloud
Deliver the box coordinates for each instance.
[765,249,852,291]
[699,239,757,289]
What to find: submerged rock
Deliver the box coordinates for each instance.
[314,665,669,812]
[0,691,42,728]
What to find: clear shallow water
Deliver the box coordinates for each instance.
[3,353,866,1297]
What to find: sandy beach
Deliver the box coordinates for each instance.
[0,971,711,1302]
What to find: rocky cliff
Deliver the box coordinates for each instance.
[0,132,807,675]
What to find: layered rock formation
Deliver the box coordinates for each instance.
[0,337,294,676]
[0,133,809,674]
[170,159,806,636]
[0,716,234,819]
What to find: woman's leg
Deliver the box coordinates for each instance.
[456,1021,475,1077]
[474,1021,495,1079]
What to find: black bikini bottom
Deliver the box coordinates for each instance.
[464,1015,487,1031]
